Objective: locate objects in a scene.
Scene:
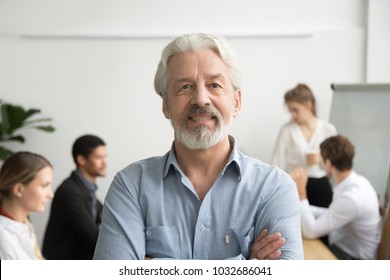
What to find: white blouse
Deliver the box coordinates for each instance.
[300,171,381,259]
[0,215,39,260]
[271,119,337,178]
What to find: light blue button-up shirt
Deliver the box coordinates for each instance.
[94,138,303,260]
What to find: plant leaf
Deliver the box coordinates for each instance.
[1,104,28,133]
[25,108,41,119]
[34,125,56,132]
[0,146,13,161]
[0,104,11,133]
[0,103,55,156]
[6,135,26,143]
[0,134,25,143]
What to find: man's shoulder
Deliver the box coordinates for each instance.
[117,153,169,175]
[236,151,289,178]
[54,172,83,195]
[341,172,376,198]
[236,151,267,166]
[58,175,76,187]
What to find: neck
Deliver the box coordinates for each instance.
[0,198,29,223]
[332,169,352,185]
[175,136,232,175]
[77,169,96,184]
[174,136,232,201]
[301,115,317,130]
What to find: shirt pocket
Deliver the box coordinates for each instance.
[145,225,182,259]
[230,226,255,259]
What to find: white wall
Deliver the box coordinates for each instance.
[366,0,390,82]
[0,0,373,246]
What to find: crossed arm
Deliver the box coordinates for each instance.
[145,229,285,260]
[248,229,285,260]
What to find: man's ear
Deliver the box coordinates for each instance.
[162,99,170,119]
[76,154,87,167]
[324,158,332,170]
[233,90,242,117]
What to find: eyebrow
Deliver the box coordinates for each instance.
[173,77,193,85]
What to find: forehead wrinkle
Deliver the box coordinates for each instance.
[206,73,225,80]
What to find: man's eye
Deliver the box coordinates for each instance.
[181,84,191,90]
[210,83,221,89]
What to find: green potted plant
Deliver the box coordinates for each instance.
[0,100,55,161]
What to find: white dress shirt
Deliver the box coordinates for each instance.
[272,119,336,177]
[0,215,39,260]
[300,171,381,259]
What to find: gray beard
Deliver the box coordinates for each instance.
[171,105,231,150]
[175,121,229,150]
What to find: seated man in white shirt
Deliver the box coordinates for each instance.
[290,135,381,259]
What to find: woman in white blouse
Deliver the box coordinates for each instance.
[0,151,54,259]
[272,83,337,209]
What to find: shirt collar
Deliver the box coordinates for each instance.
[0,215,34,235]
[0,208,14,220]
[75,170,97,192]
[333,170,357,195]
[163,135,242,180]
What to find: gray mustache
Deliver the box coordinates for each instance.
[184,105,219,118]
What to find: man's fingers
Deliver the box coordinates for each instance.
[253,229,269,243]
[254,237,285,260]
[253,232,282,252]
[249,229,271,258]
[264,249,282,260]
[249,232,285,260]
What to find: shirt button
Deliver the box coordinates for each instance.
[246,236,251,242]
[146,231,151,236]
[200,225,206,231]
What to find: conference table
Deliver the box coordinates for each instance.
[302,238,338,260]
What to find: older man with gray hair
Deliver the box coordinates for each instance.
[94,33,303,260]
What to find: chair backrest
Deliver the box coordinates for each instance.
[378,202,390,259]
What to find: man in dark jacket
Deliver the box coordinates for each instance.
[42,134,106,259]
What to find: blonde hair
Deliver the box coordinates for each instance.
[284,83,317,116]
[0,151,52,201]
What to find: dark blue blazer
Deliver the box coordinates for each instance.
[42,171,103,260]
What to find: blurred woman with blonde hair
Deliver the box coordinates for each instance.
[0,151,53,259]
[272,83,337,209]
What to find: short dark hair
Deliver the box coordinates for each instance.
[320,135,355,171]
[72,134,105,165]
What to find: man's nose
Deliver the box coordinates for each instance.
[191,85,211,107]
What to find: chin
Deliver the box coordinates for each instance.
[35,207,45,213]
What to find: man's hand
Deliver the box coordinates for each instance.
[289,167,308,200]
[249,229,285,260]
